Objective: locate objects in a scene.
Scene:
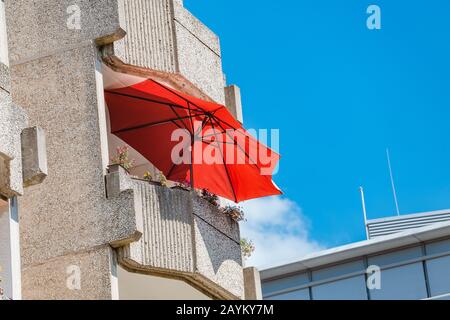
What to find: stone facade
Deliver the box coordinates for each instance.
[5,0,139,298]
[0,0,252,300]
[114,0,226,104]
[0,64,27,197]
[0,0,48,300]
[109,168,243,299]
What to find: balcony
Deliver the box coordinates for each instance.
[107,0,226,105]
[106,165,244,299]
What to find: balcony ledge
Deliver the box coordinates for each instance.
[107,166,243,299]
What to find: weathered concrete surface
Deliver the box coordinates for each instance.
[9,45,141,265]
[0,63,28,197]
[173,0,225,104]
[21,245,117,300]
[21,127,48,187]
[243,267,263,300]
[5,0,125,65]
[225,85,244,123]
[192,196,242,299]
[5,0,139,299]
[113,0,226,104]
[118,180,244,299]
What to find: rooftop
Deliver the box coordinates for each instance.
[261,217,450,281]
[366,209,450,239]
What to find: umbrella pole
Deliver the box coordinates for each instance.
[190,133,194,189]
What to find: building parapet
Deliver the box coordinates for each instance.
[366,209,450,239]
[106,165,244,299]
[114,0,225,104]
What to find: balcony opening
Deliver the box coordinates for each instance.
[0,196,21,300]
[117,265,211,300]
[99,64,244,300]
[102,64,170,185]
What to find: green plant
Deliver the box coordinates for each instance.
[110,146,135,171]
[221,205,245,222]
[159,172,168,187]
[175,180,191,190]
[143,171,153,182]
[240,238,255,259]
[201,189,219,207]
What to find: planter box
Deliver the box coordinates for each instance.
[116,178,244,299]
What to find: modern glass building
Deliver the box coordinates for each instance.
[260,210,450,300]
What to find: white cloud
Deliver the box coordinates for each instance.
[240,196,324,269]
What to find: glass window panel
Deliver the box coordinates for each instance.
[266,289,310,300]
[369,263,427,300]
[312,260,365,281]
[368,246,422,267]
[262,273,309,296]
[426,239,450,256]
[426,255,450,297]
[311,276,368,300]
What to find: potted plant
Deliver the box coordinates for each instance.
[158,172,168,187]
[143,171,153,181]
[201,189,220,207]
[141,171,171,188]
[172,180,191,191]
[109,146,136,173]
[240,238,255,260]
[221,205,245,222]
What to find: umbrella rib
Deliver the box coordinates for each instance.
[210,113,239,131]
[212,119,264,172]
[112,115,199,134]
[166,162,177,179]
[105,90,197,112]
[209,118,238,203]
[150,79,217,114]
[202,130,226,138]
[202,139,235,145]
[168,105,189,131]
[187,102,195,187]
[171,120,183,129]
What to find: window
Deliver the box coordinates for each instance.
[368,246,423,267]
[312,260,365,281]
[311,276,368,300]
[262,272,309,297]
[426,256,450,297]
[369,263,428,300]
[266,289,310,300]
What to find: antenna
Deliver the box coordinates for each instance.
[386,148,400,216]
[359,186,370,239]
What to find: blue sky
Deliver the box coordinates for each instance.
[185,0,450,266]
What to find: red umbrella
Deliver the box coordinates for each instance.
[104,76,281,202]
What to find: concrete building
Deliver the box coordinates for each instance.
[0,0,259,300]
[260,210,450,300]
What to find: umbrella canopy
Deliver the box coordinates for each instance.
[104,70,281,202]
